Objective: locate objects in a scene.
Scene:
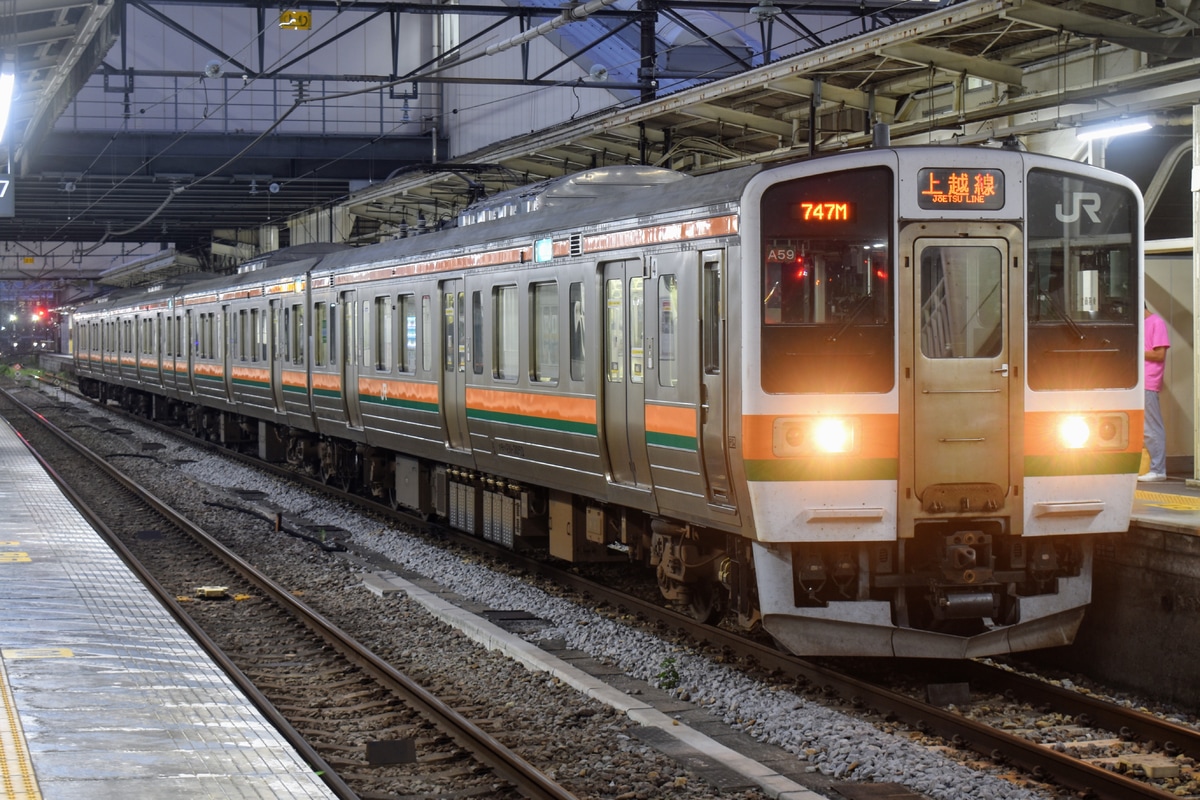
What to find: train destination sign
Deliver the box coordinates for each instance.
[917,167,1004,210]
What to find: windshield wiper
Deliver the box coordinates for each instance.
[1037,290,1086,341]
[827,295,875,342]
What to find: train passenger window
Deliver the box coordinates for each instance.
[198,314,211,359]
[291,304,305,365]
[234,310,246,361]
[473,292,484,375]
[658,275,678,388]
[374,297,391,372]
[532,282,558,384]
[254,309,266,362]
[421,295,432,372]
[569,283,585,381]
[314,303,329,366]
[398,295,417,373]
[494,285,518,380]
[759,165,894,394]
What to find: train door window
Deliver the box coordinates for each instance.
[629,277,644,384]
[290,304,305,365]
[373,296,391,372]
[421,295,433,372]
[175,315,184,358]
[472,291,484,375]
[281,307,290,363]
[494,285,518,380]
[314,302,329,366]
[329,303,338,366]
[443,292,458,372]
[165,317,173,357]
[605,279,624,382]
[398,294,417,373]
[658,275,678,388]
[702,258,722,375]
[569,282,585,382]
[919,246,1003,359]
[123,319,132,354]
[532,281,558,384]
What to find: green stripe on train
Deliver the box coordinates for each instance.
[467,407,598,436]
[1023,452,1141,477]
[279,383,341,399]
[360,394,440,414]
[646,431,698,451]
[745,458,898,482]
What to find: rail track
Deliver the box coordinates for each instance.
[13,374,1200,800]
[0,383,579,800]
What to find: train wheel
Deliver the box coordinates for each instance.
[685,581,725,625]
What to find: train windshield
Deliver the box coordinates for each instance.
[1026,169,1139,390]
[760,166,894,393]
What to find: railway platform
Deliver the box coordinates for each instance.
[1131,473,1200,534]
[0,417,336,800]
[1052,472,1200,709]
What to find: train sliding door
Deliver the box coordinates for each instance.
[269,299,285,413]
[699,251,734,510]
[902,223,1020,525]
[602,260,651,491]
[441,279,470,452]
[340,290,363,429]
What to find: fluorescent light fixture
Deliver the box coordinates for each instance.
[0,61,13,144]
[1076,117,1152,142]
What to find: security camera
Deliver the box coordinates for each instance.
[204,60,222,79]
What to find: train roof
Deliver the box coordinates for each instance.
[313,163,763,277]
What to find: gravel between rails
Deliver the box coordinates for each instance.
[18,385,1065,800]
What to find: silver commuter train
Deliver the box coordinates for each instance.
[73,143,1144,658]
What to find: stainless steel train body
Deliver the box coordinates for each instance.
[72,145,1144,658]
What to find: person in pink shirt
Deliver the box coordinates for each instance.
[1141,305,1170,482]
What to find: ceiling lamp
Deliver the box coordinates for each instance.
[1076,116,1153,142]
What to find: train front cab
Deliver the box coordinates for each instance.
[741,147,1142,658]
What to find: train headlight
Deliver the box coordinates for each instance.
[813,418,854,453]
[1054,412,1129,451]
[1058,415,1091,449]
[773,416,860,457]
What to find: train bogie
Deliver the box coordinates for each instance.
[71,147,1143,659]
